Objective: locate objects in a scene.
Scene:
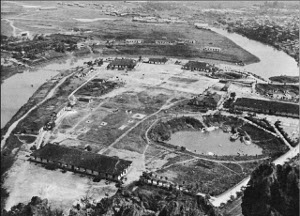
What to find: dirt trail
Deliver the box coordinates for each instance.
[2,19,21,37]
[101,97,185,154]
[209,144,299,207]
[1,71,76,151]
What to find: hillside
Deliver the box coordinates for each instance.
[242,162,299,216]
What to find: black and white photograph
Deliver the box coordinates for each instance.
[1,1,299,215]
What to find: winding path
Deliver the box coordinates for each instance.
[2,19,21,37]
[100,98,185,153]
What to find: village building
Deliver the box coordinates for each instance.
[78,97,93,103]
[147,57,168,64]
[187,40,196,44]
[125,39,144,44]
[234,98,299,118]
[189,92,222,110]
[194,23,210,29]
[182,61,212,72]
[39,7,57,11]
[203,46,222,52]
[155,40,174,45]
[107,58,136,70]
[30,144,132,181]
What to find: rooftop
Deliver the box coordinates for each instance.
[234,98,299,115]
[109,58,136,67]
[31,144,132,176]
[194,92,222,106]
[183,61,210,69]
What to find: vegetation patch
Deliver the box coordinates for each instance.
[75,79,120,97]
[156,159,245,196]
[241,124,288,158]
[244,116,276,133]
[269,76,299,83]
[168,76,198,84]
[18,135,37,144]
[149,117,205,142]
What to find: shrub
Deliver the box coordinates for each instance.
[44,163,58,170]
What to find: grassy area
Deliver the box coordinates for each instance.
[18,135,37,144]
[89,20,259,64]
[256,83,299,95]
[156,159,245,196]
[1,135,23,211]
[114,116,156,154]
[75,79,119,97]
[241,124,288,158]
[269,76,299,83]
[149,116,205,142]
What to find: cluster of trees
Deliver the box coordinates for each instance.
[149,117,205,142]
[242,162,299,216]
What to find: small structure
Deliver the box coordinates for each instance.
[125,39,144,44]
[221,82,231,91]
[194,23,210,30]
[155,40,174,45]
[147,57,168,64]
[203,46,221,52]
[187,40,196,44]
[182,61,212,72]
[234,98,299,118]
[100,122,107,126]
[190,92,222,110]
[78,97,93,103]
[39,7,57,10]
[30,144,132,181]
[132,113,146,119]
[107,58,136,70]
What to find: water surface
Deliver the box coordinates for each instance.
[1,57,97,128]
[167,129,262,156]
[211,27,299,79]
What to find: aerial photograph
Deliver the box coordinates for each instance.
[1,1,299,215]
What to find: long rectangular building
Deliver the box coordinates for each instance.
[234,98,299,118]
[30,144,132,181]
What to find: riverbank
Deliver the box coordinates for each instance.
[269,75,299,84]
[210,27,299,79]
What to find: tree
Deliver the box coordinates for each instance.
[230,92,236,98]
[205,194,211,200]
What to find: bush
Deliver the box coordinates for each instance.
[44,163,58,170]
[30,145,37,151]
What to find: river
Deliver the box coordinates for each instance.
[210,27,299,79]
[1,28,299,128]
[1,56,96,128]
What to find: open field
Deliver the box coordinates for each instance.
[2,58,297,212]
[1,1,259,64]
[155,159,243,196]
[4,150,118,214]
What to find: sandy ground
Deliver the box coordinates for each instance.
[103,147,145,184]
[4,150,117,213]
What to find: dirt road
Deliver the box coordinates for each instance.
[1,71,76,151]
